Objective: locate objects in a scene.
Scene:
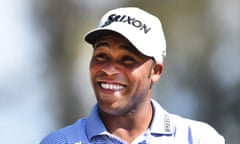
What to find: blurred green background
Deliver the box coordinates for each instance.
[1,0,239,143]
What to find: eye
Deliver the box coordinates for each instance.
[93,53,109,62]
[121,55,136,65]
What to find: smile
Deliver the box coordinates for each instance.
[100,82,125,90]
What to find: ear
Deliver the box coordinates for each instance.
[151,63,164,83]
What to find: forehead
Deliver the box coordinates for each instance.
[94,34,143,55]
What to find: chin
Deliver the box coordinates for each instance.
[99,103,134,117]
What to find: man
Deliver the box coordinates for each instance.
[40,7,225,144]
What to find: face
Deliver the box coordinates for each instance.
[89,34,162,116]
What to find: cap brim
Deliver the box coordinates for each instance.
[84,28,124,45]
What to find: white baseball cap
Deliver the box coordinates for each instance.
[84,7,166,63]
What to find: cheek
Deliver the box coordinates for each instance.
[133,66,150,79]
[89,64,99,83]
[132,68,151,87]
[90,62,101,75]
[127,71,143,90]
[89,63,106,87]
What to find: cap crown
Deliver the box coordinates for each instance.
[85,7,166,63]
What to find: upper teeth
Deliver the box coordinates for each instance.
[101,83,124,90]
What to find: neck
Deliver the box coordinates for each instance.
[100,100,153,143]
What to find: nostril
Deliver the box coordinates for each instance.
[102,67,119,76]
[102,64,119,76]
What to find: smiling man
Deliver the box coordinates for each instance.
[40,7,225,144]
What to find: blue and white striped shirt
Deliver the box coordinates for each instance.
[40,99,224,144]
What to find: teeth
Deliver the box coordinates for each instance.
[101,83,124,90]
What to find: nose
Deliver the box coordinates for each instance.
[102,62,119,76]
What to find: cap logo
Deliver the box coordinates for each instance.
[101,14,151,34]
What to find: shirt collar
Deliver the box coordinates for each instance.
[85,104,108,140]
[149,99,174,134]
[85,99,174,140]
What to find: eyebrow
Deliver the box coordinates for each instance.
[120,43,143,57]
[94,41,143,57]
[94,42,109,49]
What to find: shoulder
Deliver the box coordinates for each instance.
[40,118,88,144]
[150,99,225,143]
[40,131,67,144]
[170,114,225,144]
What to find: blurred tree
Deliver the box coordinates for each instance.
[33,0,240,143]
[34,0,88,126]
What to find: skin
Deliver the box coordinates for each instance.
[89,33,163,143]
